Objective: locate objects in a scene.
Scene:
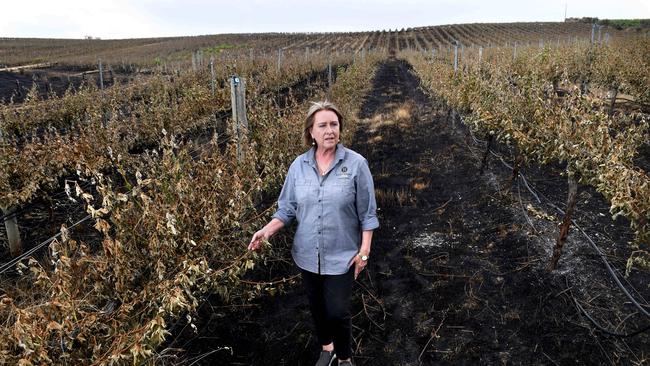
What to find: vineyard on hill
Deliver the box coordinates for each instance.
[1,20,649,364]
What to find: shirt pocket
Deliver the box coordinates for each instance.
[295,178,316,202]
[333,177,355,195]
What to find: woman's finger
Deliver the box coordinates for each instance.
[248,232,261,250]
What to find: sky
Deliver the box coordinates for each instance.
[2,0,649,39]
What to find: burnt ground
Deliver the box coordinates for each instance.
[3,58,647,364]
[164,58,650,365]
[0,66,133,103]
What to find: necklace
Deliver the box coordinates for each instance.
[316,151,334,176]
[318,162,329,176]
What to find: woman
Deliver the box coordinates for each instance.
[248,101,379,366]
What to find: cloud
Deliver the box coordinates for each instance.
[1,0,160,39]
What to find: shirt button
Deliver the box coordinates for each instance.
[318,231,321,234]
[318,215,321,218]
[318,199,321,202]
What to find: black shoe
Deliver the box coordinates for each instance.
[315,350,336,366]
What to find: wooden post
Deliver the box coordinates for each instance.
[192,51,197,71]
[590,23,596,44]
[478,46,483,64]
[608,86,619,118]
[230,76,248,162]
[277,49,283,72]
[453,41,458,72]
[549,172,579,270]
[210,57,216,96]
[98,59,104,90]
[513,42,517,60]
[2,205,22,257]
[597,25,602,44]
[327,59,333,100]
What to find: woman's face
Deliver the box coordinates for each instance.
[310,110,340,150]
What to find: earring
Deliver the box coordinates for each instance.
[311,139,316,146]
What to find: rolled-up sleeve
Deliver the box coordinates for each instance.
[355,159,379,231]
[272,163,297,225]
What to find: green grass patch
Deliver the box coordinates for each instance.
[599,19,650,29]
[203,44,237,54]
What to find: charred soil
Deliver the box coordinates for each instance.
[168,59,650,365]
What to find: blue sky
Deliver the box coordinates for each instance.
[2,0,649,39]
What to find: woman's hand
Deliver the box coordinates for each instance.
[248,229,270,250]
[353,254,368,280]
[248,218,285,251]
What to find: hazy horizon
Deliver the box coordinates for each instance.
[2,0,649,40]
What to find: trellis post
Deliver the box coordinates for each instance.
[230,76,248,162]
[453,41,458,72]
[597,25,602,44]
[1,205,21,257]
[327,59,333,98]
[98,59,104,90]
[210,57,216,96]
[591,23,596,44]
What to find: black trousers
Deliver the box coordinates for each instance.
[300,266,354,360]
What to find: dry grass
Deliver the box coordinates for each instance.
[394,104,412,121]
[376,187,414,207]
[412,179,430,191]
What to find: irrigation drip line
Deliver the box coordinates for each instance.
[537,192,650,310]
[457,112,650,321]
[573,221,650,318]
[0,214,92,274]
[573,296,650,337]
[566,277,650,338]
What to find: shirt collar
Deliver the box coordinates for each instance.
[304,143,346,166]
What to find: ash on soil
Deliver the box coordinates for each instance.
[170,59,650,365]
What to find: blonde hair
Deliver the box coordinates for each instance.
[303,100,344,147]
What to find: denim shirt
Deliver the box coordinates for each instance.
[272,143,379,275]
